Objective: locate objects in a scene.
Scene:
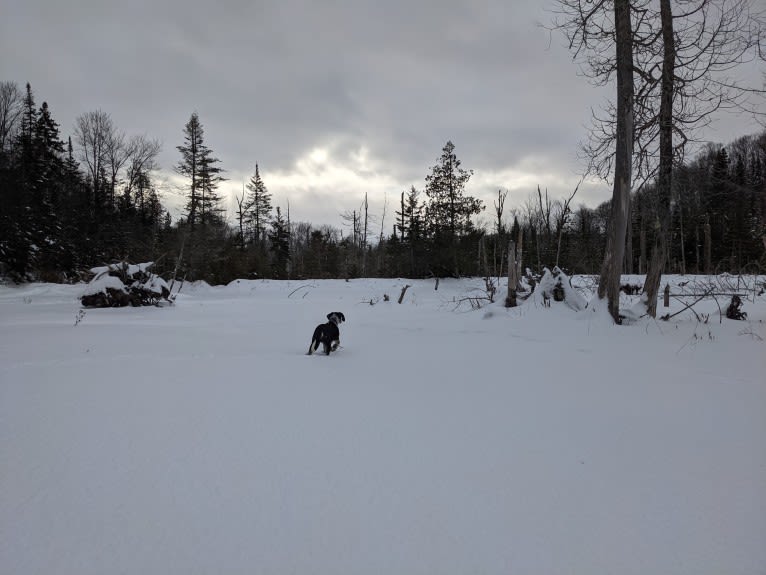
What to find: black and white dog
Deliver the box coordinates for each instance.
[307,312,345,355]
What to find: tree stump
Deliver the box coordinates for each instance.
[398,284,411,304]
[505,240,519,308]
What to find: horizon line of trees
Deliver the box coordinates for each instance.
[1,80,764,286]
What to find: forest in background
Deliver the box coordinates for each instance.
[1,81,764,286]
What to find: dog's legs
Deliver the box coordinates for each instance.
[307,340,315,355]
[331,340,339,352]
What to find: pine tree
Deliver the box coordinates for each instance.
[245,163,272,242]
[16,83,40,194]
[0,84,41,278]
[269,206,290,279]
[35,102,65,222]
[425,141,479,238]
[708,146,731,267]
[60,136,88,271]
[197,148,225,226]
[175,112,221,230]
[424,141,483,275]
[395,186,423,243]
[32,101,66,275]
[394,186,426,276]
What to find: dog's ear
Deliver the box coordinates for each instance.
[326,312,345,323]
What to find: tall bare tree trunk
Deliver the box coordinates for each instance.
[362,193,368,276]
[625,202,633,274]
[679,204,686,275]
[642,0,675,318]
[597,0,634,323]
[505,239,519,308]
[704,216,712,274]
[694,224,700,273]
[505,227,524,307]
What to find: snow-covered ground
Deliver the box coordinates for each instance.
[1,276,764,574]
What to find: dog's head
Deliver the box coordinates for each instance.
[327,311,345,325]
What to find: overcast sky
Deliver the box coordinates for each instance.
[2,0,763,233]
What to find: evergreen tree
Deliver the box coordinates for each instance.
[32,101,66,275]
[394,186,426,276]
[424,140,483,275]
[176,113,224,229]
[60,137,89,272]
[708,146,731,268]
[1,84,40,278]
[197,148,225,226]
[425,141,480,238]
[183,134,226,281]
[269,206,290,278]
[245,163,272,242]
[16,83,40,194]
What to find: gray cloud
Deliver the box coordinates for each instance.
[2,0,760,230]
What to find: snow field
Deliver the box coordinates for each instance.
[1,277,765,574]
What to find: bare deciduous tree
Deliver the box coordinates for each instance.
[554,179,582,268]
[103,126,127,206]
[598,1,635,323]
[554,0,636,322]
[235,184,250,252]
[123,135,161,203]
[639,0,766,316]
[75,110,116,211]
[555,0,764,320]
[0,81,22,152]
[493,189,508,279]
[642,0,676,317]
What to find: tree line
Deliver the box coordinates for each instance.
[0,82,169,282]
[1,80,764,286]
